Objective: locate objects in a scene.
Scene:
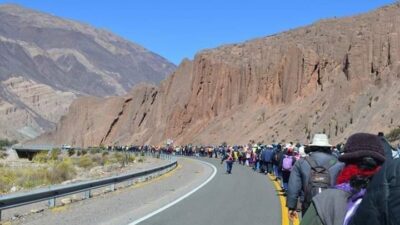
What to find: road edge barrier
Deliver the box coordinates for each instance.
[0,153,177,221]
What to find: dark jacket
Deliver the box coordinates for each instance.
[272,149,280,166]
[261,148,274,162]
[286,151,344,210]
[380,136,395,161]
[350,158,400,225]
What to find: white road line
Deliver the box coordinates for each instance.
[128,159,218,225]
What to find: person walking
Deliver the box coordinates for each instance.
[221,149,234,174]
[281,147,296,192]
[287,134,344,218]
[349,158,400,225]
[300,133,386,225]
[262,145,275,174]
[272,144,283,180]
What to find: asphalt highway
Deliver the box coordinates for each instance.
[11,157,282,225]
[137,158,281,225]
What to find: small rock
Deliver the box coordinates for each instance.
[103,188,112,193]
[61,198,72,205]
[30,208,44,214]
[71,194,80,202]
[12,213,22,220]
[62,179,79,185]
[10,186,18,193]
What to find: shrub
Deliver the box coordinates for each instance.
[81,149,88,155]
[99,144,106,151]
[33,151,49,163]
[16,167,50,189]
[127,155,135,163]
[102,151,109,157]
[48,159,76,183]
[91,154,105,166]
[50,148,61,161]
[89,147,101,155]
[386,127,400,142]
[67,148,76,157]
[0,166,15,193]
[104,155,118,165]
[78,155,93,169]
[114,152,124,162]
[0,139,17,149]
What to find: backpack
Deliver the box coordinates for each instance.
[282,155,294,171]
[303,157,336,210]
[272,150,280,164]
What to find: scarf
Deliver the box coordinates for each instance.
[336,164,380,184]
[335,164,380,225]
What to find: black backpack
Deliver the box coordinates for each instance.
[303,157,336,210]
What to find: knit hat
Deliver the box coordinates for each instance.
[339,133,385,164]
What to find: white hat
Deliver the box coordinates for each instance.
[309,134,332,147]
[299,146,307,157]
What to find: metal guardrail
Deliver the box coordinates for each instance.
[0,153,177,221]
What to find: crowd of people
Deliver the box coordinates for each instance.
[106,132,400,225]
[214,133,400,225]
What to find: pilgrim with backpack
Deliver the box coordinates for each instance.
[300,133,386,225]
[281,147,296,192]
[286,134,344,218]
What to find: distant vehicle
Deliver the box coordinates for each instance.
[61,144,72,150]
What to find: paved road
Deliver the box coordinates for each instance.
[11,158,282,225]
[137,158,281,225]
[13,158,213,225]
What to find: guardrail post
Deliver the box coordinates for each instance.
[0,209,2,221]
[48,197,55,208]
[110,183,115,192]
[84,190,91,199]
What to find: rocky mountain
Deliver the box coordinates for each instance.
[0,4,176,141]
[36,4,400,147]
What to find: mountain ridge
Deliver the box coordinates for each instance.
[0,4,176,141]
[35,3,400,147]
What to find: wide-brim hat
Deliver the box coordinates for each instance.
[308,134,332,147]
[339,133,385,164]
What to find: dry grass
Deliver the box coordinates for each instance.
[386,127,400,143]
[0,151,141,194]
[0,158,76,193]
[0,151,8,159]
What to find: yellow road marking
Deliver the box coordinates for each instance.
[267,174,300,225]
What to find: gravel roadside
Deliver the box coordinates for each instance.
[1,157,166,222]
[8,158,212,225]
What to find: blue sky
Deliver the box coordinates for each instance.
[0,0,396,65]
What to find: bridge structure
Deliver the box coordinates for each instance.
[12,144,57,160]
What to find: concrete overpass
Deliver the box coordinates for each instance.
[12,145,56,160]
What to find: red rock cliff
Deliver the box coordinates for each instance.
[36,4,400,147]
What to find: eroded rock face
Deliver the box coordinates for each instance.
[0,4,176,140]
[37,4,400,147]
[0,76,75,139]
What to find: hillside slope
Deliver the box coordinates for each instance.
[0,4,176,140]
[37,4,400,147]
